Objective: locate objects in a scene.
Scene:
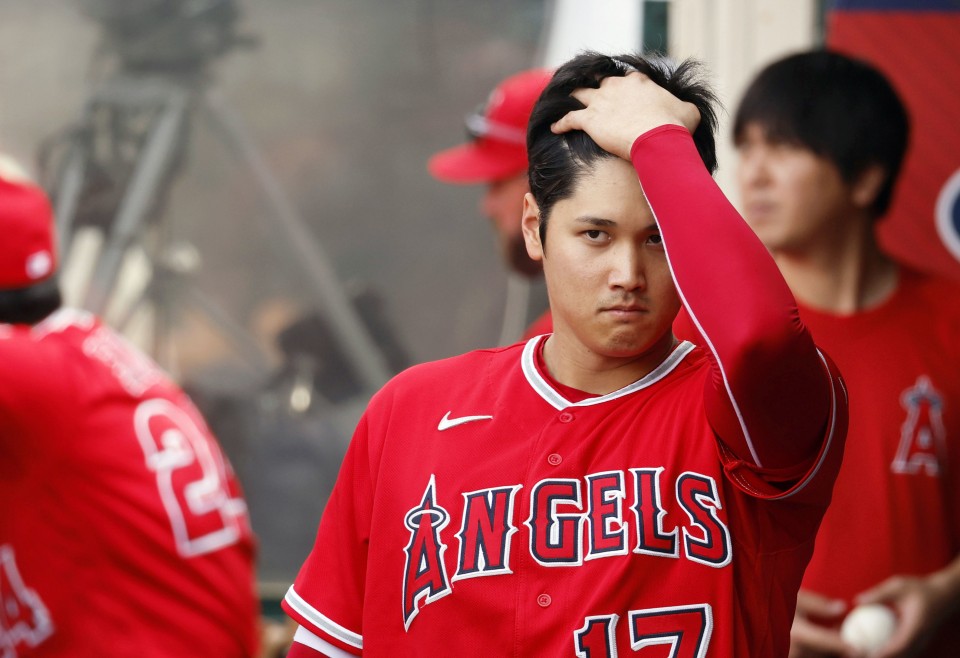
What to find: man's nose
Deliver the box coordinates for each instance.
[738,150,771,189]
[608,244,645,291]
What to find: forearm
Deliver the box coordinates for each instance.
[630,126,830,469]
[923,554,960,622]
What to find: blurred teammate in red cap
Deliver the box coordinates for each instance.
[428,67,554,338]
[0,161,260,656]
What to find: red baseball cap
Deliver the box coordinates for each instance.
[0,165,57,289]
[428,67,554,184]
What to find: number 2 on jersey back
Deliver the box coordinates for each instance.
[134,398,247,557]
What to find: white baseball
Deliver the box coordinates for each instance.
[840,604,897,654]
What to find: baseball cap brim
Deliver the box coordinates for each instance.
[428,139,528,184]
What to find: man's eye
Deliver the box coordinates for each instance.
[584,230,606,241]
[647,234,664,246]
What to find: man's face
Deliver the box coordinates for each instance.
[736,123,856,255]
[521,157,679,363]
[482,173,541,276]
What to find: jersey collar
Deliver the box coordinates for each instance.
[520,334,696,410]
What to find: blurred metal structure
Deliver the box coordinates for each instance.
[78,0,244,72]
[40,0,393,395]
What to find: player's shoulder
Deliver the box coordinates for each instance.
[373,342,525,402]
[386,342,523,385]
[0,313,92,402]
[0,309,87,353]
[0,308,100,341]
[900,265,959,290]
[893,268,960,355]
[900,267,960,317]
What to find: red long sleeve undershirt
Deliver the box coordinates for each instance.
[633,124,831,472]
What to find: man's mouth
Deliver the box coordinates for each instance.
[745,200,776,220]
[602,303,648,316]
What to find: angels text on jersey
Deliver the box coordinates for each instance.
[402,468,731,631]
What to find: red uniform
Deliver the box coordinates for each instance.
[796,269,960,655]
[0,310,259,657]
[283,126,848,657]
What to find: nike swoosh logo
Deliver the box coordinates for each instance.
[437,411,494,431]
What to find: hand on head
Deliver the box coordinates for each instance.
[550,71,701,161]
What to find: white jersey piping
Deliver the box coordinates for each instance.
[639,176,764,468]
[284,585,363,649]
[520,335,696,411]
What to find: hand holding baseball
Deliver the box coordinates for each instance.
[850,572,958,658]
[840,604,896,655]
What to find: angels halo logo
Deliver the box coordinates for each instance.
[936,168,960,266]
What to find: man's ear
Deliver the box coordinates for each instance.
[851,164,887,210]
[521,193,544,262]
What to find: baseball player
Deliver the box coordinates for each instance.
[428,67,554,339]
[282,52,848,657]
[729,51,960,658]
[0,168,259,656]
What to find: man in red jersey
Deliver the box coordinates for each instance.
[283,52,848,657]
[0,165,259,657]
[428,67,554,339]
[731,51,960,658]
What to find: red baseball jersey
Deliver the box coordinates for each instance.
[797,269,960,655]
[0,310,259,657]
[283,127,849,657]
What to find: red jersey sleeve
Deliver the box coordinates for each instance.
[631,126,847,496]
[282,413,373,656]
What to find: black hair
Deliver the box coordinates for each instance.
[733,50,909,220]
[0,277,62,325]
[526,51,720,246]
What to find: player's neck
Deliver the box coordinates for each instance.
[773,225,899,315]
[540,331,677,396]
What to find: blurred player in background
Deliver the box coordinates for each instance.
[0,160,260,656]
[428,67,554,339]
[281,52,846,657]
[731,51,960,657]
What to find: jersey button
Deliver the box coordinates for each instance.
[558,411,574,423]
[547,453,562,466]
[537,593,552,608]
